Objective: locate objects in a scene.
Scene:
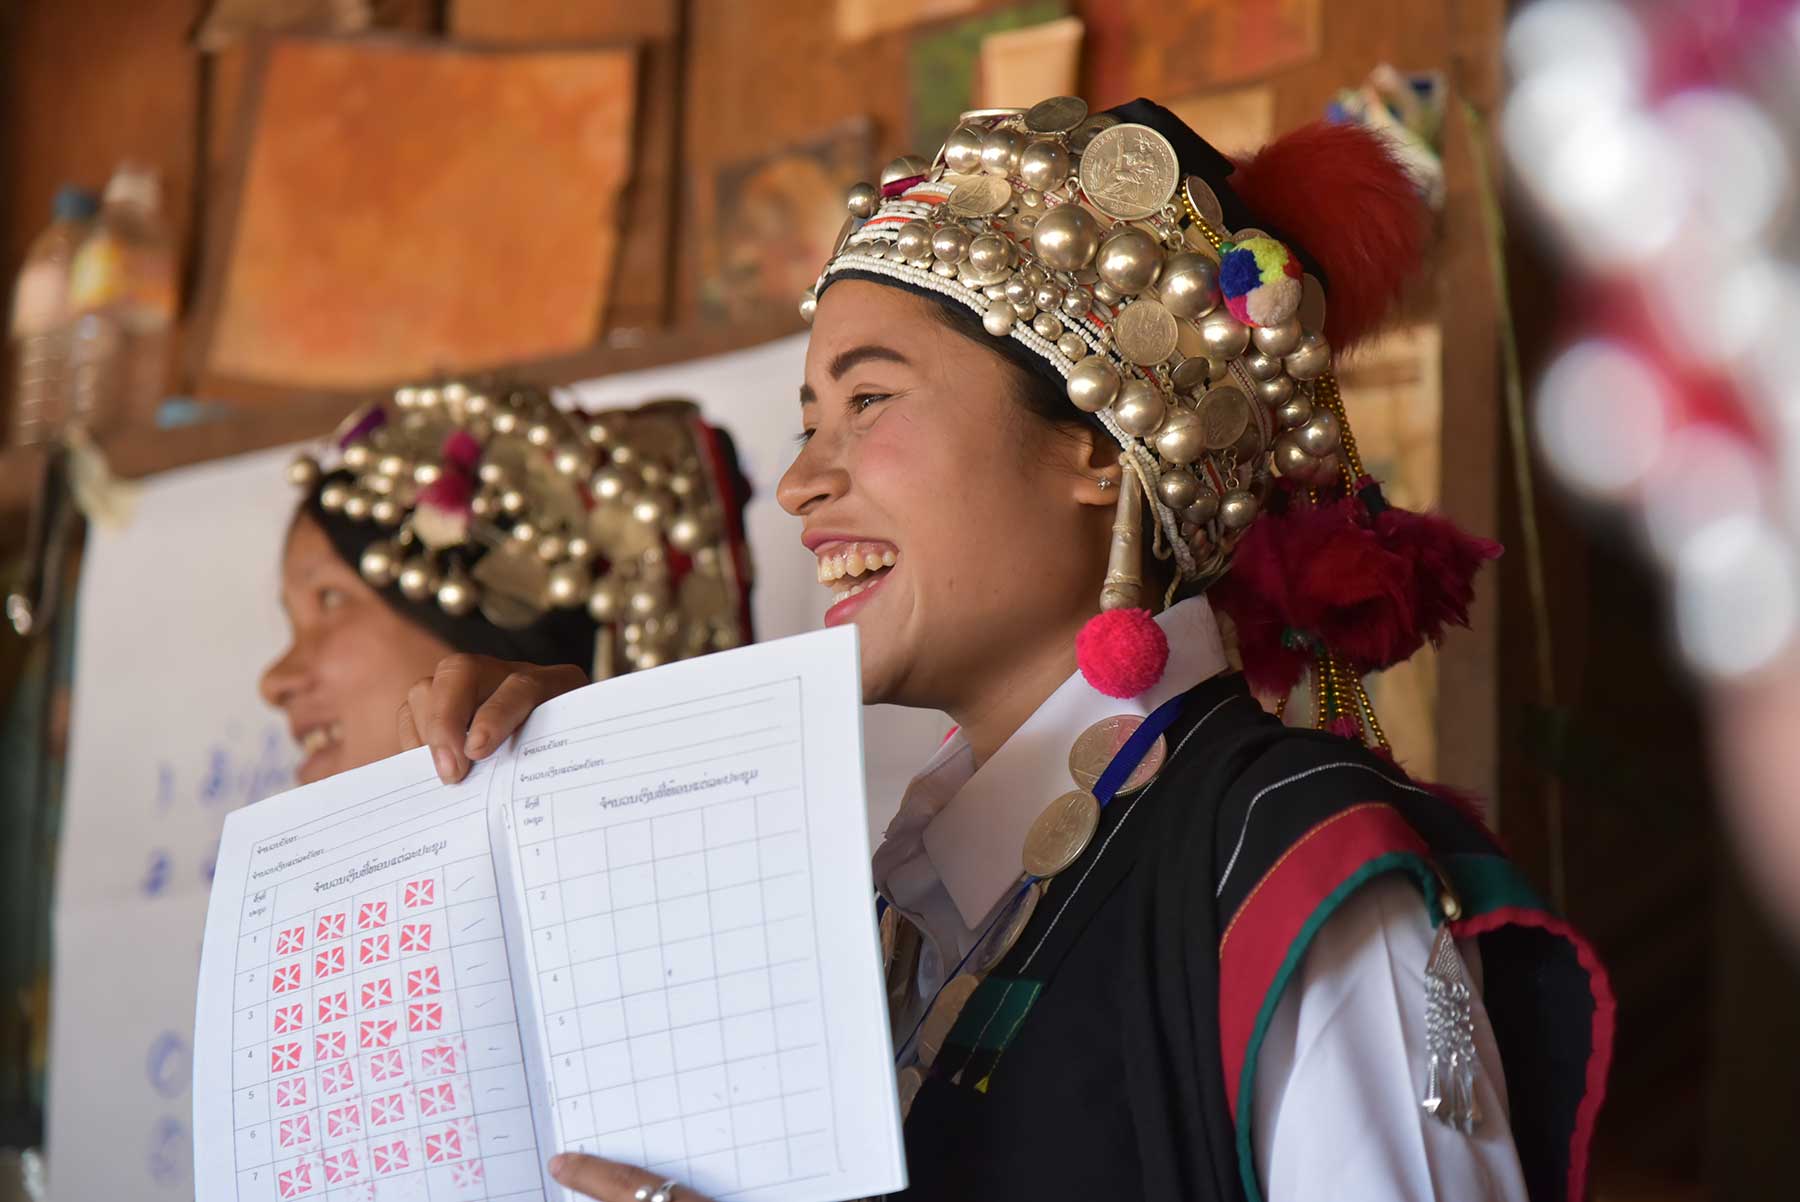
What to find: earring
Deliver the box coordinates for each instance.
[1076,461,1170,699]
[1097,474,1115,491]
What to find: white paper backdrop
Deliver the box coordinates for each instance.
[47,334,946,1200]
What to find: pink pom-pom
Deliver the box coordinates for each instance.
[1076,608,1169,699]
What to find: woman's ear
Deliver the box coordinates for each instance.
[1063,424,1125,508]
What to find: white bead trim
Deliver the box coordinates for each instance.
[821,251,1197,578]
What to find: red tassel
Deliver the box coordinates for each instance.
[1209,491,1415,694]
[1326,715,1364,740]
[1370,505,1503,654]
[1229,121,1427,350]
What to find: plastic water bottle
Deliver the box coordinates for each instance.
[67,162,176,430]
[6,185,98,447]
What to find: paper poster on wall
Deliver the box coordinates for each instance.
[48,334,945,1200]
[50,445,300,1202]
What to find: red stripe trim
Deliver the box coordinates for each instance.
[1452,906,1615,1202]
[1217,802,1427,1117]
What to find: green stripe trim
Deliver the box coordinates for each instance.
[1234,853,1438,1202]
[947,976,1043,1053]
[1441,851,1548,916]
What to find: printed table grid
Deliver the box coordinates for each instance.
[232,783,520,1202]
[509,678,840,1199]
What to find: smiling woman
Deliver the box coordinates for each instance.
[262,386,754,786]
[407,98,1613,1202]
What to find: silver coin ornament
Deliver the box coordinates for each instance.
[980,127,1026,175]
[1153,407,1207,465]
[1284,330,1332,380]
[1196,386,1253,450]
[948,175,1011,216]
[1032,203,1103,272]
[1296,409,1342,456]
[1066,356,1122,413]
[1185,490,1222,525]
[1113,379,1167,436]
[846,181,880,219]
[895,221,932,260]
[1170,356,1211,394]
[881,154,931,187]
[1096,227,1163,295]
[1183,174,1225,229]
[1113,298,1179,366]
[943,125,984,174]
[1254,374,1295,405]
[1298,273,1328,333]
[1158,252,1221,320]
[1276,394,1314,429]
[1243,350,1285,381]
[931,225,971,263]
[1252,316,1303,357]
[1157,467,1202,509]
[1026,95,1089,133]
[968,233,1014,275]
[1019,140,1072,191]
[1069,112,1120,153]
[1079,123,1181,220]
[1219,490,1261,530]
[1198,307,1251,358]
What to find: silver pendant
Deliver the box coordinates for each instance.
[1420,923,1482,1134]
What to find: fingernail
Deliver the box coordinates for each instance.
[465,730,488,759]
[434,747,458,783]
[547,1154,567,1180]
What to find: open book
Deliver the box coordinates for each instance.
[194,628,905,1202]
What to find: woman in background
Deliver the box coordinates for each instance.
[263,387,753,785]
[406,99,1612,1202]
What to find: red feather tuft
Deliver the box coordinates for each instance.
[1209,494,1416,694]
[1370,506,1503,652]
[1230,121,1427,349]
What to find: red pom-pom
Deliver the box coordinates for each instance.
[1230,121,1427,350]
[1076,608,1169,699]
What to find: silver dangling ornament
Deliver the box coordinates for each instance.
[1421,921,1483,1134]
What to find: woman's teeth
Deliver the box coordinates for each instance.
[300,723,343,755]
[816,544,897,584]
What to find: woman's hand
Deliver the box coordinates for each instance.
[398,654,587,783]
[547,1153,716,1202]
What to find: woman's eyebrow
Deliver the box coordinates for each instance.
[800,344,913,405]
[828,344,910,379]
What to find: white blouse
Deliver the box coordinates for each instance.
[872,596,1530,1201]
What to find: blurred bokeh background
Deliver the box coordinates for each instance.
[3,1,1798,1199]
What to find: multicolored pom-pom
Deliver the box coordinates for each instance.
[1075,607,1169,699]
[1219,235,1303,328]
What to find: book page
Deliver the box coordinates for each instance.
[493,627,904,1202]
[195,750,546,1202]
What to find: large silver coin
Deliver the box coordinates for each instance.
[1022,789,1101,878]
[1183,174,1225,229]
[919,973,981,1069]
[1197,385,1254,450]
[1025,95,1089,134]
[1079,124,1180,221]
[947,175,1012,217]
[1069,715,1168,795]
[972,882,1042,974]
[1113,298,1180,366]
[1068,112,1120,154]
